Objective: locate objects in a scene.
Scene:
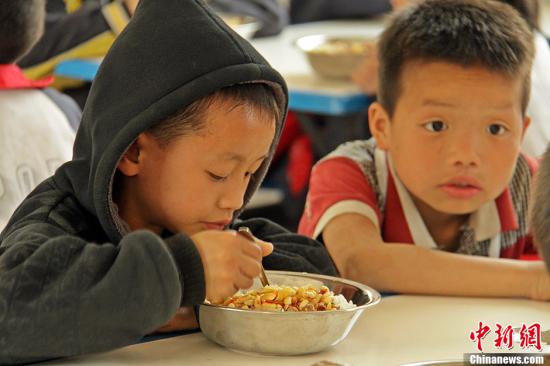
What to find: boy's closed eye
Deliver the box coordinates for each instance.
[207,171,228,182]
[206,164,263,183]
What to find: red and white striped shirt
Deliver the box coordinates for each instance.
[299,139,539,259]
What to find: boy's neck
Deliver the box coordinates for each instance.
[411,195,470,251]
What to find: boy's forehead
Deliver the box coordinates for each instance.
[400,60,521,91]
[203,103,276,131]
[395,60,525,110]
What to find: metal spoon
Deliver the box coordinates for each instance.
[237,226,270,287]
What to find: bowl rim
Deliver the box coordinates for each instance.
[294,34,375,52]
[200,270,381,315]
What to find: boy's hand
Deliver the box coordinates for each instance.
[153,307,198,333]
[530,262,550,301]
[351,42,379,95]
[390,0,420,11]
[191,230,273,303]
[123,0,139,15]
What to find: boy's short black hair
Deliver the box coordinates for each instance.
[147,82,280,146]
[0,0,45,63]
[378,0,535,117]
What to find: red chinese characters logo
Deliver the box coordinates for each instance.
[470,321,491,352]
[519,323,542,351]
[494,323,514,349]
[469,322,542,352]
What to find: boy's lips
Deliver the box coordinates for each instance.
[202,220,231,230]
[439,177,482,199]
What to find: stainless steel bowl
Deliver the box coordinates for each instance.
[199,271,381,355]
[295,34,374,79]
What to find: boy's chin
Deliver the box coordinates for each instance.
[166,223,202,237]
[430,201,482,216]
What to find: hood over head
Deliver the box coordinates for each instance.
[54,0,288,243]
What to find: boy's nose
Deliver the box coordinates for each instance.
[218,180,247,211]
[447,133,482,168]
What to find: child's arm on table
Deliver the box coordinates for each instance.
[0,223,194,363]
[323,213,550,301]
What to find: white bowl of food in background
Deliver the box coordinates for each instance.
[295,34,375,80]
[199,270,381,356]
[219,13,260,40]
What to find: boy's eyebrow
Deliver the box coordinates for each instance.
[422,99,514,110]
[421,99,457,108]
[221,152,269,162]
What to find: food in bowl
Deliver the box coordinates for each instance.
[199,271,380,355]
[295,34,375,79]
[212,284,356,312]
[308,38,368,56]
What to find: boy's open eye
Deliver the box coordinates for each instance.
[423,120,447,132]
[487,123,507,136]
[207,171,228,182]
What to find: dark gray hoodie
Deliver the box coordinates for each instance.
[0,0,336,363]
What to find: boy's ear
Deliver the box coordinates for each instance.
[368,102,391,150]
[117,133,150,177]
[521,115,531,139]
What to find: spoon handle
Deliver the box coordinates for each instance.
[237,226,270,287]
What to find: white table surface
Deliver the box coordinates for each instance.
[43,295,550,366]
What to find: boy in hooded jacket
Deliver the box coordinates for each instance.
[0,0,336,364]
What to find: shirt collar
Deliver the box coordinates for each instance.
[0,64,53,89]
[382,149,517,245]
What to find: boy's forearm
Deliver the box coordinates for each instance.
[323,214,543,299]
[347,243,535,298]
[0,227,184,364]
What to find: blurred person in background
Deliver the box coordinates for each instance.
[18,0,137,107]
[0,0,78,230]
[289,0,391,23]
[19,0,287,108]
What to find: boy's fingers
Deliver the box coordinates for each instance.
[234,270,254,291]
[234,228,273,257]
[259,241,273,256]
[239,239,263,261]
[238,256,262,279]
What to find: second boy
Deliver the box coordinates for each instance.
[299,0,550,300]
